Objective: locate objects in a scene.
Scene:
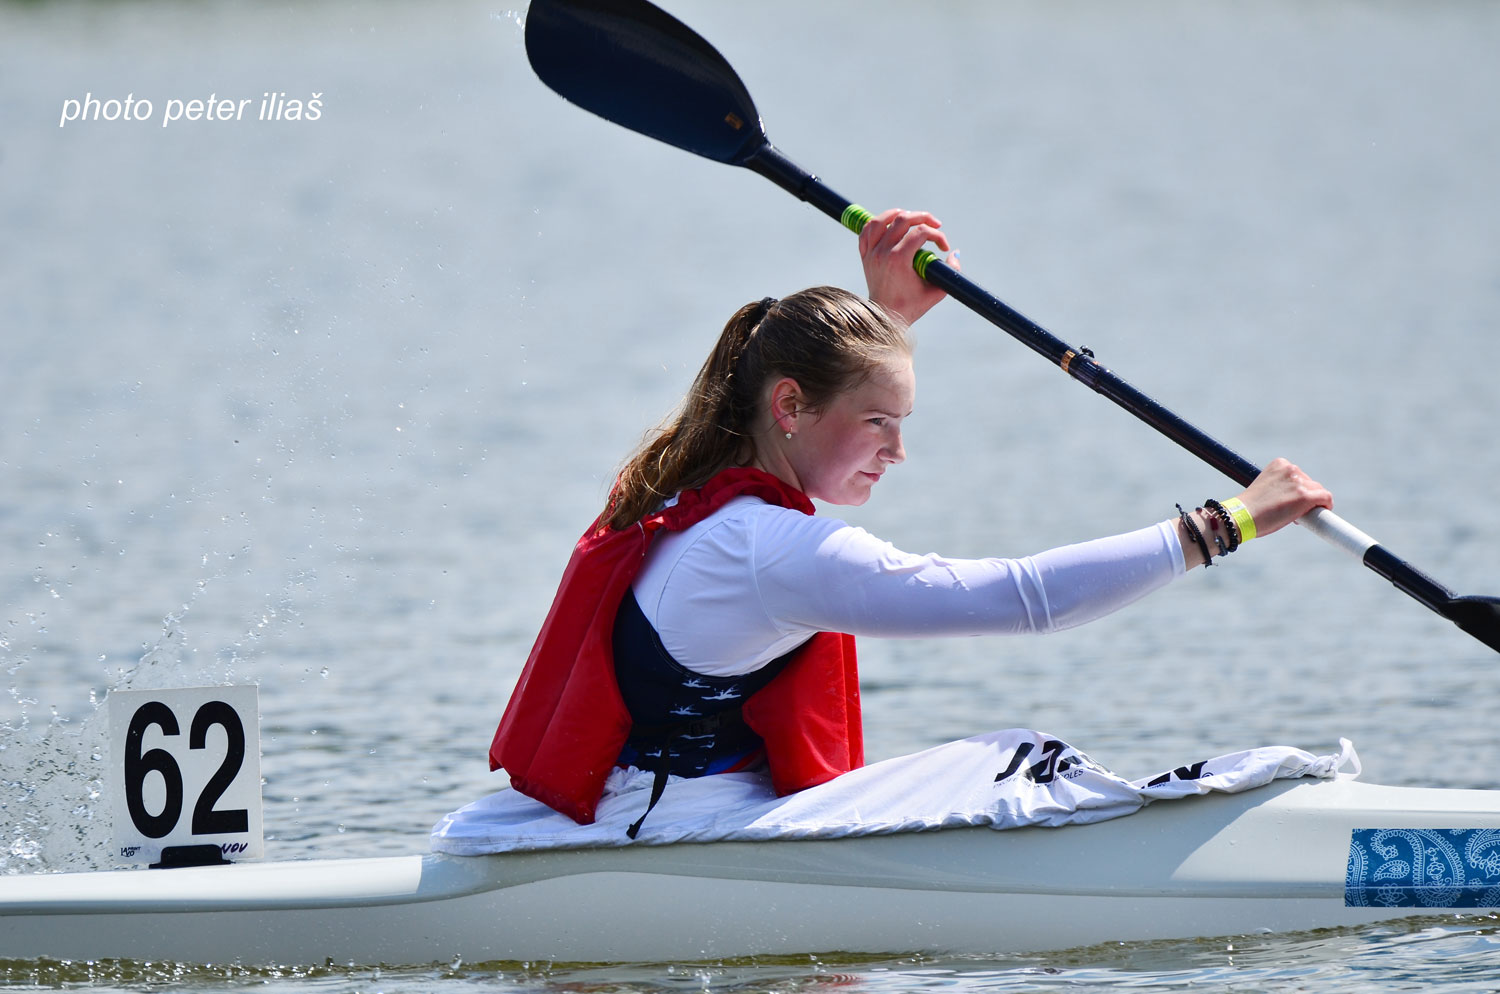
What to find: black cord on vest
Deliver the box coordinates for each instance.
[626,743,673,840]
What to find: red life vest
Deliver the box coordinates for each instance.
[488,467,863,825]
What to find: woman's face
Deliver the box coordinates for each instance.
[783,356,915,506]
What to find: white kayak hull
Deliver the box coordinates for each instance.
[3,777,1498,964]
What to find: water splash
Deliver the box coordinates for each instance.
[0,700,106,874]
[0,568,315,874]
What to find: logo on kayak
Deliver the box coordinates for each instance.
[1145,762,1208,786]
[993,739,1086,785]
[1346,828,1500,908]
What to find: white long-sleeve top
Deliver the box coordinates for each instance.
[631,496,1187,678]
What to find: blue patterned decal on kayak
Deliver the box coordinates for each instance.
[1346,829,1500,908]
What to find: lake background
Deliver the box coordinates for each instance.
[3,0,1498,990]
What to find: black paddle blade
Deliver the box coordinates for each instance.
[1448,595,1500,654]
[525,0,767,166]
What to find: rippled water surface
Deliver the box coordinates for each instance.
[3,0,1498,990]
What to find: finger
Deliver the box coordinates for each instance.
[864,208,902,238]
[893,223,951,254]
[878,212,918,244]
[884,210,941,231]
[858,209,896,247]
[872,210,943,246]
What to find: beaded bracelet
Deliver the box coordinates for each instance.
[1202,499,1241,552]
[1176,503,1214,567]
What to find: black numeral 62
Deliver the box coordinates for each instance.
[123,700,249,839]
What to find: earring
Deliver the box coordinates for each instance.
[784,432,792,440]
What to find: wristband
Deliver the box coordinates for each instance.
[1221,497,1258,543]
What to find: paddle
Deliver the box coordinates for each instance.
[522,0,1500,655]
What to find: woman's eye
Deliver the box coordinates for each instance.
[868,418,886,427]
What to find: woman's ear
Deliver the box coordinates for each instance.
[767,377,804,434]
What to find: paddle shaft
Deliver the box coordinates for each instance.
[743,143,1474,633]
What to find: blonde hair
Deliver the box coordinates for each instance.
[603,286,909,530]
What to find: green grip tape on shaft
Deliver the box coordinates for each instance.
[841,204,873,234]
[913,249,937,279]
[840,203,939,280]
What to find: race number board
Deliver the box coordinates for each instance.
[107,686,264,865]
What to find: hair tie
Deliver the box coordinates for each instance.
[735,297,778,359]
[726,297,779,391]
[749,296,778,330]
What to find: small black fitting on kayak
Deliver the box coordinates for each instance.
[149,844,232,869]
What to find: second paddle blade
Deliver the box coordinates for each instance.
[1448,595,1500,654]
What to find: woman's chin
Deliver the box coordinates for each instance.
[824,486,873,507]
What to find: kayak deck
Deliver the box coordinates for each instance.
[3,778,1498,964]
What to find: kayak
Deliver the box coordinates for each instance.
[3,776,1499,965]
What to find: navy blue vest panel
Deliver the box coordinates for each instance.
[612,587,794,777]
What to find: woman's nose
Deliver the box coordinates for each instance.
[883,428,906,465]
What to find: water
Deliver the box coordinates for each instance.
[2,0,1498,989]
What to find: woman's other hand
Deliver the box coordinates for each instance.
[1235,458,1334,538]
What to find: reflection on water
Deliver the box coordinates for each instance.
[6,918,1500,992]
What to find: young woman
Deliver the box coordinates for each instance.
[489,210,1334,830]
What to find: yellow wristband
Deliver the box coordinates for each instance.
[1222,497,1257,543]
